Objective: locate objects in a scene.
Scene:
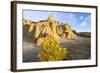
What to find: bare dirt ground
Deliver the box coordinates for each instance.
[60,36,91,60]
[23,42,40,62]
[23,36,91,62]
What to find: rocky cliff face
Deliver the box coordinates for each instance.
[23,16,76,45]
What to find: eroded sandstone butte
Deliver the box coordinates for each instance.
[23,16,77,45]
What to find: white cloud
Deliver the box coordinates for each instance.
[80,16,84,20]
[80,22,87,27]
[79,15,90,27]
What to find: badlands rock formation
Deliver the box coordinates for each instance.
[23,16,76,45]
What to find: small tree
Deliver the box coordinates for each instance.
[38,34,68,61]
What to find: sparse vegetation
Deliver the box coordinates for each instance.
[38,34,68,61]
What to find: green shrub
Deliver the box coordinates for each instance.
[38,34,68,61]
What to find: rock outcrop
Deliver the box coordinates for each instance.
[23,16,76,45]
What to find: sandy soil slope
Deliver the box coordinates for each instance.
[23,36,91,62]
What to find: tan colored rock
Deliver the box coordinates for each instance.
[22,19,35,33]
[37,37,44,46]
[23,16,77,46]
[47,16,54,22]
[22,19,32,26]
[56,25,63,36]
[62,24,76,39]
[50,21,60,41]
[34,16,61,42]
[29,23,34,32]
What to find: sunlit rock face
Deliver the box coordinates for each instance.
[23,16,76,45]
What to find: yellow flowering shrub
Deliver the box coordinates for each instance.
[38,34,68,61]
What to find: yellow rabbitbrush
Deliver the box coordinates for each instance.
[38,34,68,61]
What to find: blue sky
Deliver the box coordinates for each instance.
[23,10,91,32]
